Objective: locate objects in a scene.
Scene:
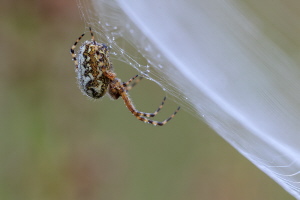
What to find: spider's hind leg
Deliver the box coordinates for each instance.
[120,88,180,126]
[137,106,180,126]
[123,75,166,117]
[135,96,167,118]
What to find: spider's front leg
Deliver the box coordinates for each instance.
[124,71,148,91]
[123,75,143,91]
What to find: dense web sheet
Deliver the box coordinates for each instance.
[76,0,300,198]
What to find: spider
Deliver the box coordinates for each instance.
[70,27,180,126]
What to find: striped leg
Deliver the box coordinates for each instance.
[128,76,143,90]
[123,75,167,117]
[124,75,144,91]
[70,33,85,68]
[135,96,167,117]
[89,27,96,44]
[136,106,180,126]
[120,86,180,126]
[123,75,138,88]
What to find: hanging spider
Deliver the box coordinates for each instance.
[70,27,180,126]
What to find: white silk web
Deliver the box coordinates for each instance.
[76,0,300,198]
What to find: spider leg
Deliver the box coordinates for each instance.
[123,75,168,117]
[123,75,140,90]
[70,33,85,68]
[137,106,180,126]
[123,74,138,87]
[124,71,149,91]
[89,27,96,45]
[126,77,144,91]
[136,96,167,117]
[120,86,180,126]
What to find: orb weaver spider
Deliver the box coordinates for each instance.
[70,27,180,126]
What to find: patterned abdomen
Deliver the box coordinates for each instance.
[76,41,111,99]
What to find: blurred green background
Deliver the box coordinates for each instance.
[0,0,294,200]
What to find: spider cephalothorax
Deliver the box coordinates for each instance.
[70,27,180,126]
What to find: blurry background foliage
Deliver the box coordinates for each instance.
[0,0,294,200]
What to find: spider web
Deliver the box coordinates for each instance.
[76,0,300,198]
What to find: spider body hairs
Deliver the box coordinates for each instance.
[70,27,180,126]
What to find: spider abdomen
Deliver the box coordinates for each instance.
[76,41,111,99]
